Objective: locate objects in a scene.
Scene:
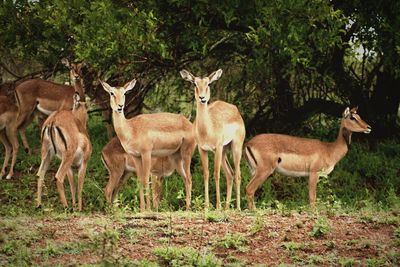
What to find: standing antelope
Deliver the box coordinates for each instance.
[37,94,92,211]
[244,107,372,210]
[102,137,191,209]
[0,96,19,179]
[180,69,246,210]
[100,79,196,212]
[15,59,85,154]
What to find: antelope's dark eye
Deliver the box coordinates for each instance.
[110,91,115,97]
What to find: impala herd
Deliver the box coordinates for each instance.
[0,60,372,212]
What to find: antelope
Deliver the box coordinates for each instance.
[180,69,246,210]
[15,59,85,154]
[0,96,19,179]
[36,94,92,211]
[244,107,372,210]
[100,79,196,212]
[102,137,188,209]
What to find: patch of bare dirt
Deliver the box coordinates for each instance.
[1,211,399,266]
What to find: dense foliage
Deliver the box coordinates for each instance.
[1,0,399,136]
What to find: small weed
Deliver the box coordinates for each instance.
[386,250,400,265]
[339,257,359,267]
[224,255,247,267]
[249,213,265,235]
[281,241,304,251]
[291,254,304,263]
[361,240,372,249]
[344,239,359,247]
[309,217,330,238]
[268,231,279,238]
[273,200,292,217]
[215,232,248,252]
[295,220,304,228]
[123,227,151,244]
[154,246,222,267]
[156,237,169,245]
[324,240,336,249]
[307,254,325,265]
[101,227,120,253]
[365,257,388,267]
[206,212,229,223]
[393,227,400,246]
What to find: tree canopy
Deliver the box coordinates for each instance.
[1,0,399,138]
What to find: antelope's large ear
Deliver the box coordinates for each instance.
[123,79,136,93]
[350,106,358,113]
[208,69,223,84]
[61,58,70,68]
[342,107,350,118]
[100,80,112,93]
[180,69,195,83]
[76,62,86,71]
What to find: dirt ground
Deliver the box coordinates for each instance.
[0,210,399,266]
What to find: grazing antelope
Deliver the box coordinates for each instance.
[180,69,246,210]
[102,137,188,209]
[0,96,19,179]
[15,59,85,154]
[37,94,92,211]
[100,79,196,212]
[244,107,372,210]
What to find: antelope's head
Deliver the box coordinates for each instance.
[61,58,85,82]
[341,107,371,144]
[100,79,137,114]
[180,69,223,105]
[72,93,88,127]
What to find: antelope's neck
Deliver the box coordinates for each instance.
[329,121,349,163]
[196,102,213,137]
[112,111,132,141]
[73,107,88,128]
[73,80,85,99]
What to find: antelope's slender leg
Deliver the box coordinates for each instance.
[308,172,319,210]
[231,141,243,210]
[198,148,209,210]
[0,132,11,179]
[221,149,233,210]
[245,165,275,211]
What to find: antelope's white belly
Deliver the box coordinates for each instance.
[126,164,136,172]
[276,165,335,177]
[151,148,178,157]
[276,166,309,177]
[37,104,54,115]
[223,124,241,146]
[321,165,335,175]
[200,144,215,151]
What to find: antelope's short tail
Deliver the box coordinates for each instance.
[244,144,257,177]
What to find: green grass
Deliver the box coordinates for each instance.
[1,113,399,215]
